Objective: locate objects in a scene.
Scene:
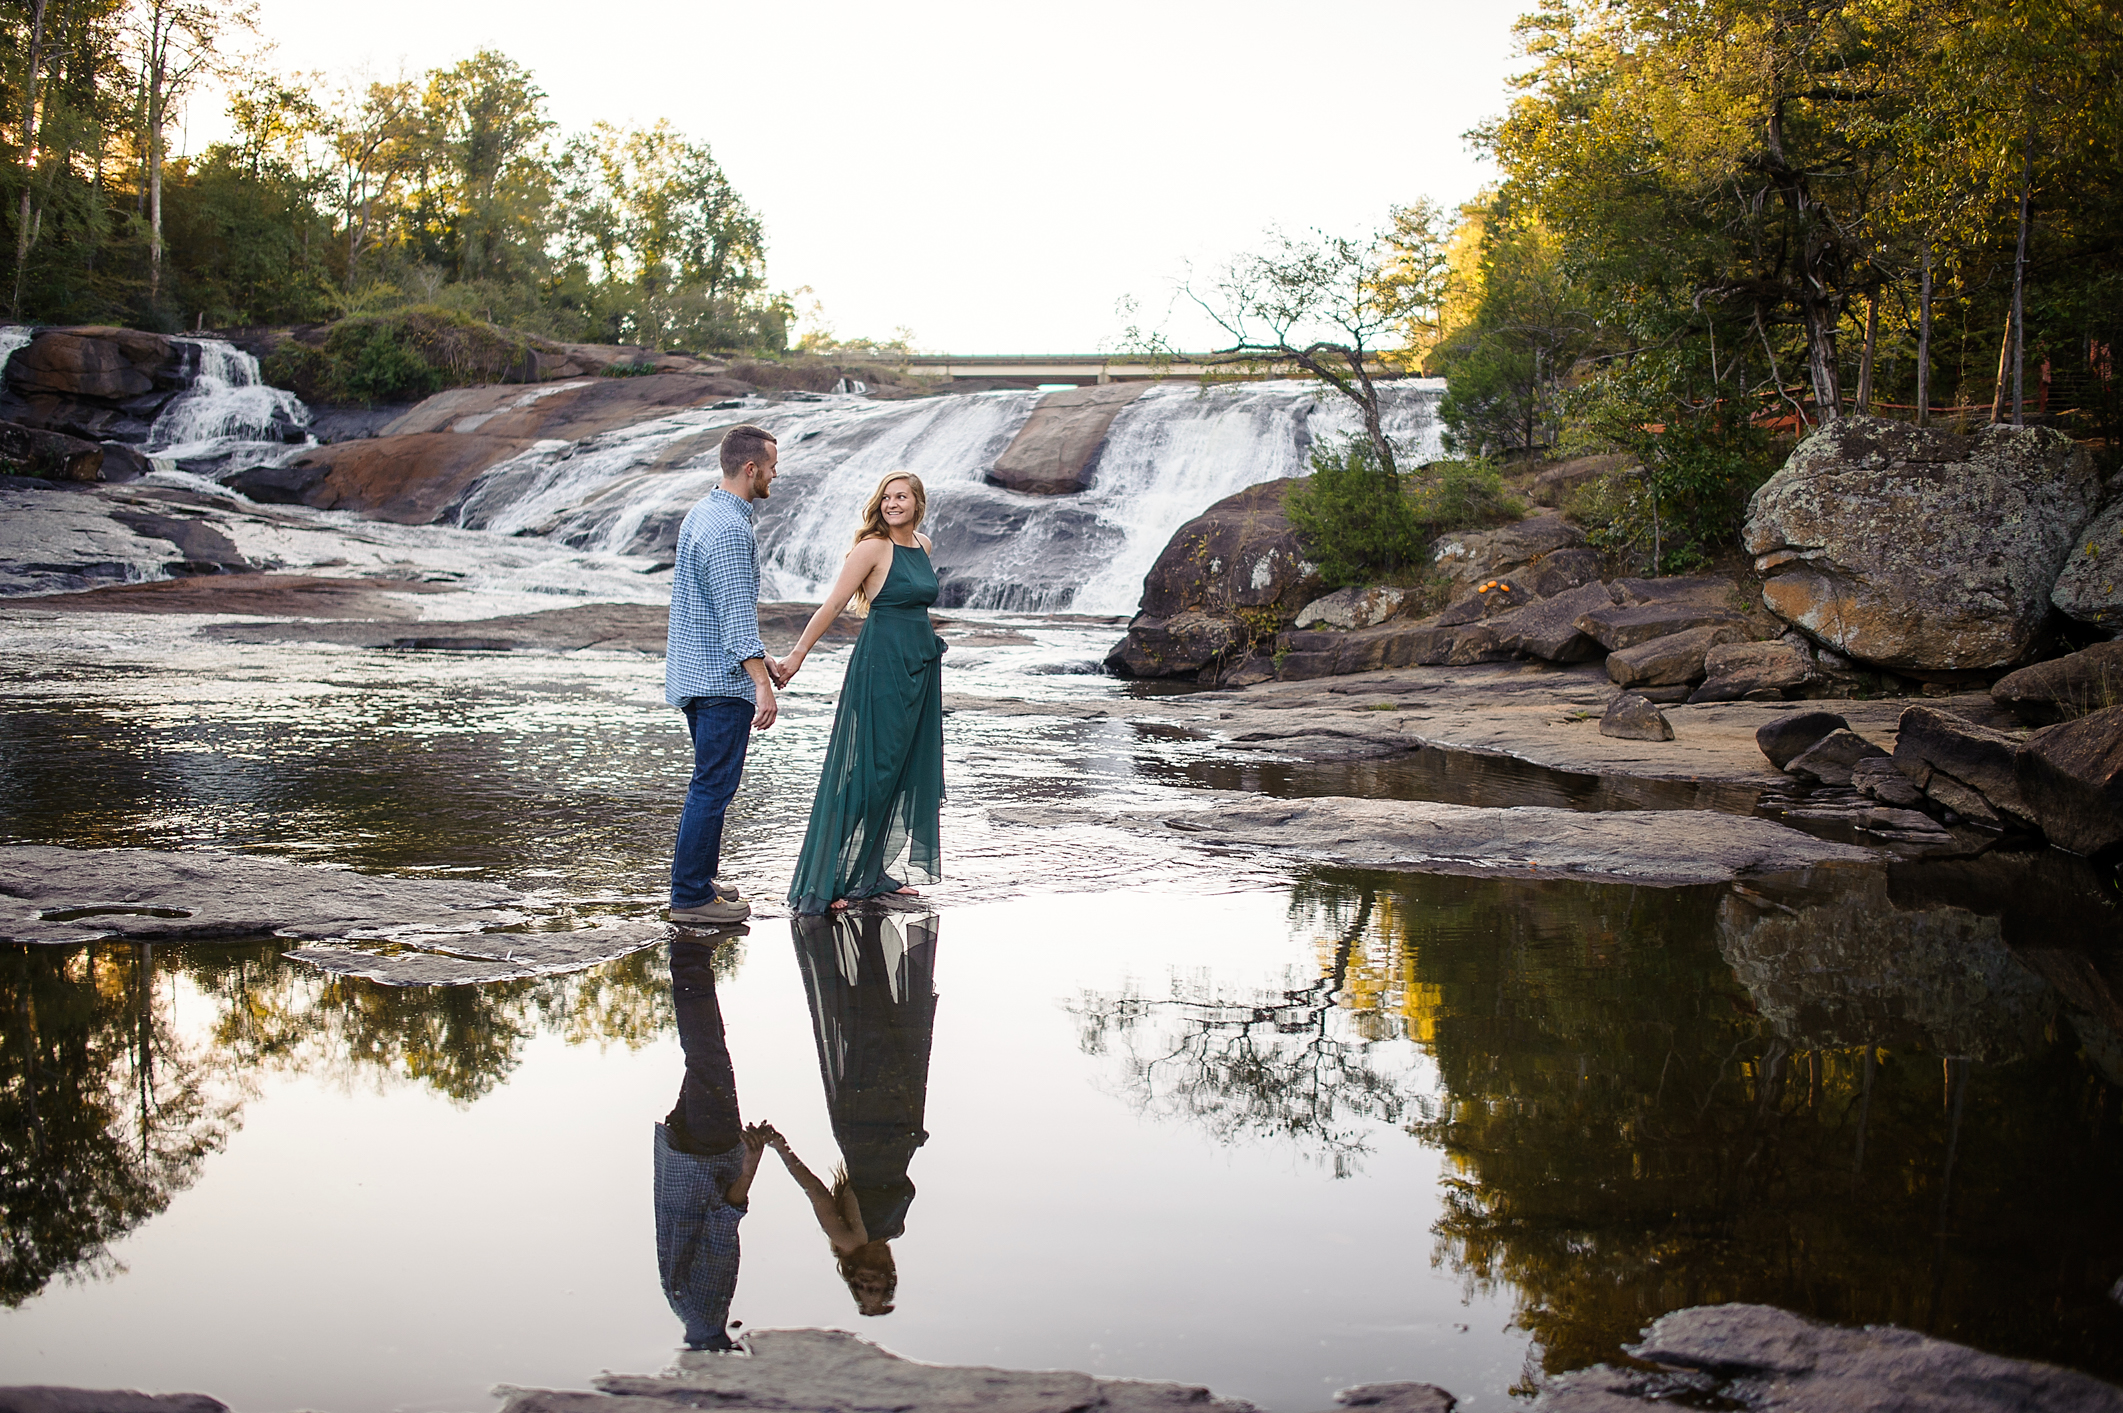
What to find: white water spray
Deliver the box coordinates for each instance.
[0,324,34,379]
[453,379,1442,613]
[148,338,312,467]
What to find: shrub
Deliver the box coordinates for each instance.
[1565,405,1780,574]
[1284,439,1427,589]
[1408,457,1519,533]
[329,321,443,403]
[1287,440,1527,591]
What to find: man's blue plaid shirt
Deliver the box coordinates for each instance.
[665,489,769,707]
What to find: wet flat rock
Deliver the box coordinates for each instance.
[1539,1303,2123,1412]
[0,845,527,945]
[0,846,665,984]
[27,571,454,619]
[196,600,863,653]
[501,1329,1262,1413]
[288,919,667,986]
[992,795,1872,885]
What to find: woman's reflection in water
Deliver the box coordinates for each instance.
[768,909,939,1317]
[655,926,770,1351]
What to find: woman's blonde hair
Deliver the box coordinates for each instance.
[829,1169,897,1315]
[850,473,927,612]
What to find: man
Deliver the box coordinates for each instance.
[655,927,771,1351]
[664,423,781,925]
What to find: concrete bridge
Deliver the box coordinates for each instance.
[853,352,1406,387]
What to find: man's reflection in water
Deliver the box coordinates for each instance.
[655,927,769,1351]
[767,910,939,1317]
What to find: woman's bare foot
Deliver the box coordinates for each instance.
[892,887,920,896]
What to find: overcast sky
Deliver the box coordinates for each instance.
[186,1,1525,353]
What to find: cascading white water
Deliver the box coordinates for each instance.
[453,379,1443,614]
[0,324,33,378]
[148,338,312,467]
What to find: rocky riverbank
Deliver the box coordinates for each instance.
[17,1304,2122,1413]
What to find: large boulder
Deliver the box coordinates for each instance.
[1575,600,1751,653]
[1427,513,1585,596]
[1689,638,1814,702]
[1992,641,2123,724]
[2051,492,2123,633]
[0,326,195,441]
[262,433,543,525]
[0,419,104,481]
[380,373,752,442]
[986,383,1144,495]
[1783,728,1890,786]
[2017,704,2123,859]
[1104,479,1320,680]
[1541,1304,2123,1413]
[1292,585,1405,629]
[1744,416,2104,671]
[1755,710,1850,770]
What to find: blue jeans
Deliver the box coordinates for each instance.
[672,696,752,909]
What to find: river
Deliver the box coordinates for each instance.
[2,573,2120,1410]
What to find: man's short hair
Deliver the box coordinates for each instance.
[719,424,777,477]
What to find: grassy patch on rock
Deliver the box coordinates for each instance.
[261,308,543,405]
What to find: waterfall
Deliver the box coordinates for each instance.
[0,324,33,377]
[148,338,312,468]
[454,379,1443,614]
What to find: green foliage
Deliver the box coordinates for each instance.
[1437,208,1598,456]
[1287,439,1522,590]
[1567,385,1780,574]
[599,361,659,378]
[261,307,547,404]
[1407,456,1520,535]
[329,320,446,403]
[1,24,789,352]
[1285,439,1427,589]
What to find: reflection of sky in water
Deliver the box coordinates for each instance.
[3,612,2122,1410]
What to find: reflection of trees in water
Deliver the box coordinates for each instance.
[0,938,677,1304]
[198,943,677,1103]
[1365,866,2123,1388]
[2,943,243,1307]
[1073,865,2123,1386]
[1069,885,1424,1166]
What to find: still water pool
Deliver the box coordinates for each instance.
[2,609,2120,1411]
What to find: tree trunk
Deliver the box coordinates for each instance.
[11,0,53,318]
[1990,310,2013,423]
[1855,294,1878,414]
[1803,292,1842,423]
[1916,243,1933,426]
[2010,134,2033,427]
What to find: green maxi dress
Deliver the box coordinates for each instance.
[787,542,946,914]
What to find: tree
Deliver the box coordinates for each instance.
[320,74,420,291]
[1186,204,1450,481]
[554,120,767,350]
[133,0,253,304]
[1436,205,1599,456]
[415,49,553,286]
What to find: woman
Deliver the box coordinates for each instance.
[774,909,940,1316]
[778,472,945,914]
